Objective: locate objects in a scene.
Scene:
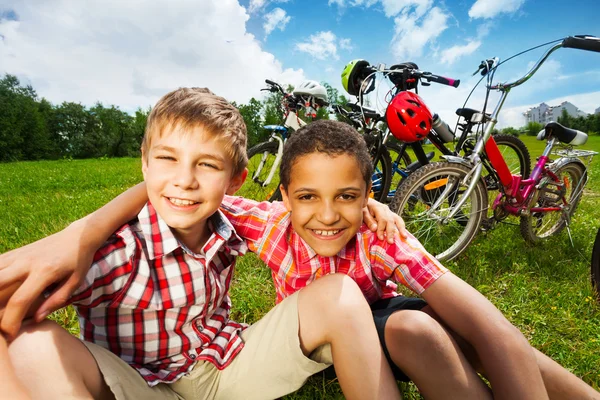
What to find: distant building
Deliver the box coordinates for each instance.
[523,101,588,124]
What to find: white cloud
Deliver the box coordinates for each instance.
[379,0,432,18]
[339,38,353,51]
[296,31,339,60]
[0,0,305,111]
[249,0,268,13]
[440,40,481,65]
[391,7,449,59]
[468,0,526,19]
[263,8,290,36]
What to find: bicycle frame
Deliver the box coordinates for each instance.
[444,39,595,220]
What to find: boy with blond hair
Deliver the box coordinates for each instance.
[0,89,405,400]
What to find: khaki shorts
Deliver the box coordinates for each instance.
[84,291,332,400]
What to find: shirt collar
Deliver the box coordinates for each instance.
[285,213,357,264]
[139,202,246,260]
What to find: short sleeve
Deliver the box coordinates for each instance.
[220,195,280,247]
[369,232,448,295]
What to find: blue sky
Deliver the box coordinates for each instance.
[1,0,599,128]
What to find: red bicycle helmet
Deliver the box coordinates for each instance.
[385,91,432,142]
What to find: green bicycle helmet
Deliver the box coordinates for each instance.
[341,59,372,96]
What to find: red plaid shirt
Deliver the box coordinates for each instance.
[69,202,248,386]
[220,196,448,304]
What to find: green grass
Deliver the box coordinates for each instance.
[1,135,600,398]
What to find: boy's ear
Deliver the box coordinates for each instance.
[280,184,292,211]
[226,168,248,195]
[141,153,149,180]
[362,182,372,208]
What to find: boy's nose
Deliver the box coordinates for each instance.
[317,201,340,225]
[173,164,199,189]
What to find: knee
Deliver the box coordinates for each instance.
[386,310,445,347]
[8,320,67,371]
[310,273,368,318]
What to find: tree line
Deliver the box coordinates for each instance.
[2,72,597,162]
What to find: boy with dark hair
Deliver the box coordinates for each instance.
[0,90,406,400]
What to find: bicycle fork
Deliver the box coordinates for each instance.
[253,135,285,187]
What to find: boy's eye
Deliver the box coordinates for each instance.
[338,193,357,201]
[298,194,315,201]
[200,162,219,170]
[156,155,175,161]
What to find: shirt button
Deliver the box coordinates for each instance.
[189,353,197,359]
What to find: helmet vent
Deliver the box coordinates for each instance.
[406,108,415,117]
[407,100,420,107]
[397,111,407,126]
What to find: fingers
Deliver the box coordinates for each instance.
[35,277,79,322]
[0,276,48,338]
[363,211,378,232]
[393,214,409,239]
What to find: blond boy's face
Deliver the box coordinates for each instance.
[142,124,246,249]
[281,152,370,257]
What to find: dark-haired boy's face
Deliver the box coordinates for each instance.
[281,152,370,257]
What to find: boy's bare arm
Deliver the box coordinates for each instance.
[422,273,548,400]
[0,183,148,337]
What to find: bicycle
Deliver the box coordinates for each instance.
[240,79,328,201]
[389,35,600,261]
[340,61,531,204]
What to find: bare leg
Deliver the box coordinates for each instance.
[384,309,491,400]
[0,334,30,400]
[8,320,114,400]
[421,306,600,399]
[297,273,401,400]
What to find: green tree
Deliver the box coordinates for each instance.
[501,127,520,136]
[525,121,543,136]
[235,98,264,147]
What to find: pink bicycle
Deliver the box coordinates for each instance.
[390,35,600,261]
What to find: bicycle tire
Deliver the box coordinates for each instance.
[592,227,600,300]
[371,148,392,203]
[241,141,283,201]
[519,161,586,242]
[390,162,488,261]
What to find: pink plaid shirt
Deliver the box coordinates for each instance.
[69,202,248,386]
[220,196,448,305]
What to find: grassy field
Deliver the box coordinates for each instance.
[1,135,599,398]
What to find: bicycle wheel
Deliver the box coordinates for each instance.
[482,134,531,191]
[386,141,413,196]
[240,141,282,201]
[592,228,600,300]
[390,162,488,261]
[519,161,586,242]
[371,148,392,203]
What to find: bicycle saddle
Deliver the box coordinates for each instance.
[537,122,588,146]
[455,108,491,123]
[346,103,381,120]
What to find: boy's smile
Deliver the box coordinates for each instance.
[142,125,245,252]
[281,152,370,257]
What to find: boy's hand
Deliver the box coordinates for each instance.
[0,219,94,338]
[364,198,408,243]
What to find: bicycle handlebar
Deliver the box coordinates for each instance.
[562,35,600,53]
[421,73,460,88]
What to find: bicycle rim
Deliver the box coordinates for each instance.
[519,161,586,242]
[390,162,488,261]
[240,141,282,201]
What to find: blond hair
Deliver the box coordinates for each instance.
[142,87,248,176]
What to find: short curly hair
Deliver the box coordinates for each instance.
[279,120,373,191]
